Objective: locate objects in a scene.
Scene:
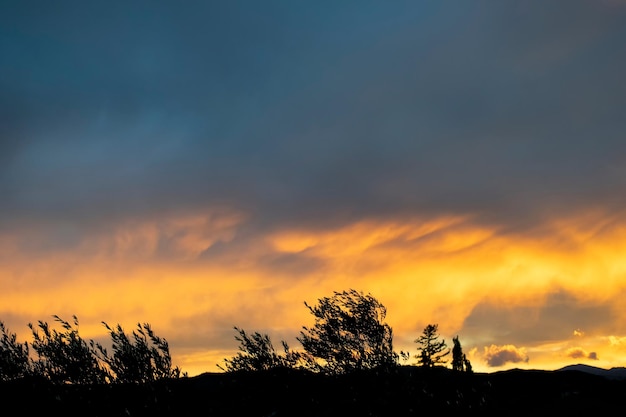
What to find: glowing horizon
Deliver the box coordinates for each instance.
[2,207,626,377]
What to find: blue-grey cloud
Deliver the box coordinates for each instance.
[2,0,626,241]
[461,290,617,346]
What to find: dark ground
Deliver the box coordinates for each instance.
[3,366,624,416]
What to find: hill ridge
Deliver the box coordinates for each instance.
[556,363,626,380]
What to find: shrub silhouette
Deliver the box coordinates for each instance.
[220,326,313,372]
[0,315,183,384]
[28,315,110,384]
[298,289,397,374]
[415,324,449,368]
[0,321,32,381]
[95,322,182,383]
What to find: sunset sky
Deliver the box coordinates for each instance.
[2,1,626,377]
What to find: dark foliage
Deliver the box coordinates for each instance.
[28,315,110,384]
[95,322,182,383]
[0,321,31,381]
[451,335,472,373]
[452,335,463,371]
[219,327,313,372]
[415,324,449,368]
[1,315,182,385]
[464,354,473,373]
[298,289,397,374]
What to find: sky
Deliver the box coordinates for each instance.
[2,0,626,376]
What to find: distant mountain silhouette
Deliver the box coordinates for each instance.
[557,363,626,380]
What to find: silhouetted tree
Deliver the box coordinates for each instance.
[452,335,464,371]
[463,354,473,374]
[28,315,109,384]
[415,324,449,368]
[95,322,182,383]
[0,321,31,381]
[298,289,397,374]
[452,335,473,373]
[220,327,311,372]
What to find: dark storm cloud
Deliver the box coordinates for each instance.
[461,290,617,346]
[3,1,626,238]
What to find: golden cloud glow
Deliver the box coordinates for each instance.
[2,208,626,376]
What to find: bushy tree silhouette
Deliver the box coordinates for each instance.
[0,321,31,381]
[95,322,182,383]
[0,315,184,384]
[415,324,449,368]
[298,289,397,374]
[28,315,109,384]
[220,327,312,372]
